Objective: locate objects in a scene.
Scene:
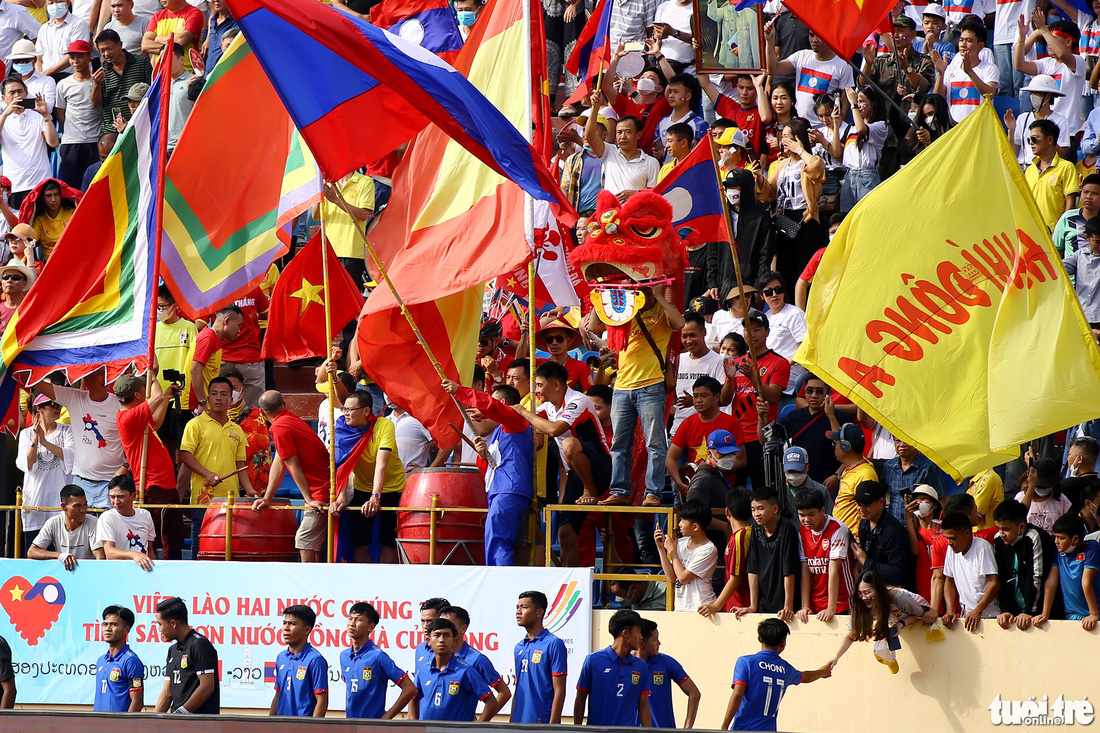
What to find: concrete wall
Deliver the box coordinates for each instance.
[591,611,1098,732]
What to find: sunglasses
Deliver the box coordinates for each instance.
[1028,136,1043,144]
[544,334,567,344]
[1,273,26,281]
[804,387,828,395]
[761,286,784,296]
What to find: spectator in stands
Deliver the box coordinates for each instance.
[941,511,1001,631]
[992,499,1054,631]
[0,4,41,65]
[225,370,271,498]
[832,86,888,210]
[54,40,100,188]
[1036,513,1100,629]
[24,178,79,259]
[1083,481,1100,539]
[1053,175,1100,256]
[112,82,147,132]
[453,0,483,42]
[9,39,57,115]
[756,270,805,394]
[698,488,751,617]
[1018,456,1072,533]
[1062,436,1099,510]
[28,484,104,565]
[1005,75,1069,169]
[634,618,699,728]
[36,368,125,509]
[668,376,744,495]
[313,172,375,287]
[1016,13,1086,131]
[966,468,1004,530]
[16,393,74,551]
[764,22,853,125]
[735,487,800,619]
[166,44,193,154]
[653,73,707,155]
[574,609,651,727]
[853,480,914,589]
[103,0,151,55]
[655,499,718,612]
[36,0,91,79]
[179,376,256,553]
[1063,216,1100,333]
[932,14,999,124]
[388,399,434,472]
[608,577,666,611]
[760,81,795,162]
[215,287,267,407]
[0,77,59,208]
[831,570,930,674]
[699,73,768,158]
[670,312,724,435]
[777,444,831,514]
[152,284,196,456]
[795,487,853,623]
[535,317,590,392]
[765,119,827,288]
[141,0,203,74]
[93,29,152,135]
[902,485,943,614]
[1025,118,1081,234]
[776,374,850,485]
[203,0,236,71]
[862,16,933,109]
[608,0,654,48]
[560,112,605,216]
[114,372,185,559]
[94,475,155,570]
[880,437,953,523]
[657,122,693,182]
[829,421,877,537]
[190,304,243,413]
[0,262,34,332]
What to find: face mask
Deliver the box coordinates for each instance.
[47,3,67,19]
[456,10,477,26]
[916,502,934,518]
[715,454,737,472]
[1030,93,1046,110]
[231,389,242,404]
[13,62,33,76]
[1069,458,1083,477]
[1034,485,1053,498]
[725,189,741,206]
[156,307,172,322]
[636,77,657,94]
[925,116,935,128]
[785,471,807,487]
[907,110,918,122]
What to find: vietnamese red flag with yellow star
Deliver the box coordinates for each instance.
[261,233,365,362]
[782,0,895,60]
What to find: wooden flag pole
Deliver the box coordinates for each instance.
[325,183,495,467]
[319,203,337,564]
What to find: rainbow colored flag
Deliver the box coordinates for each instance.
[160,35,322,321]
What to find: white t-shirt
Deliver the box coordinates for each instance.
[994,0,1036,46]
[786,50,854,125]
[943,53,1000,123]
[945,0,994,25]
[1012,110,1071,165]
[105,14,153,55]
[597,144,661,197]
[1014,491,1073,533]
[391,410,433,471]
[673,536,717,610]
[709,309,744,342]
[34,15,92,77]
[94,507,156,555]
[654,0,694,65]
[32,513,99,559]
[52,385,125,481]
[57,76,101,145]
[1,109,54,193]
[764,303,807,359]
[1035,55,1087,132]
[15,424,74,531]
[23,71,58,116]
[671,349,726,436]
[0,4,44,63]
[943,536,1001,617]
[841,120,888,169]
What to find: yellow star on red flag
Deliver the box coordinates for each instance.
[290,278,324,316]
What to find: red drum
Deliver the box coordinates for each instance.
[397,468,487,565]
[198,498,299,562]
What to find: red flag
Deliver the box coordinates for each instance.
[260,234,365,362]
[782,0,896,60]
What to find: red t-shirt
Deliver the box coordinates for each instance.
[562,357,592,392]
[269,409,331,502]
[916,526,945,603]
[218,289,269,363]
[799,247,827,283]
[146,6,204,70]
[724,526,752,612]
[730,350,790,442]
[115,401,176,490]
[929,527,998,569]
[189,327,221,407]
[671,412,744,464]
[715,95,765,155]
[799,517,853,614]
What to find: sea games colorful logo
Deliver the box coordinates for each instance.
[2,576,66,645]
[545,581,584,635]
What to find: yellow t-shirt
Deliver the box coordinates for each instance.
[180,412,247,504]
[522,391,548,499]
[154,317,198,408]
[33,208,75,259]
[318,173,376,259]
[258,263,280,329]
[834,459,879,539]
[614,302,673,391]
[352,417,407,494]
[968,469,1003,530]
[658,161,676,182]
[1024,155,1081,231]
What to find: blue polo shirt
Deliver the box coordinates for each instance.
[454,642,503,687]
[1056,539,1100,620]
[414,641,433,676]
[415,655,492,722]
[340,640,408,719]
[638,653,689,729]
[730,649,803,732]
[576,646,652,727]
[513,629,568,724]
[274,644,329,717]
[93,644,145,712]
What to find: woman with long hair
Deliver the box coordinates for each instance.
[765,117,827,288]
[761,81,796,162]
[832,570,930,674]
[906,92,955,151]
[831,86,888,212]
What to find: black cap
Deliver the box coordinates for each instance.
[893,15,917,30]
[746,308,769,329]
[854,480,887,505]
[690,295,720,316]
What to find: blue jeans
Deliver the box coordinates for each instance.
[840,168,881,212]
[190,507,207,559]
[72,475,110,509]
[610,382,667,499]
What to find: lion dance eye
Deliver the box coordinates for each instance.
[630,226,662,239]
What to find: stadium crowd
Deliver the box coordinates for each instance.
[1,0,1100,723]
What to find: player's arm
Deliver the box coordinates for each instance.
[550,673,567,724]
[312,690,328,717]
[154,678,171,713]
[409,694,420,720]
[722,683,745,730]
[384,675,417,718]
[800,663,833,684]
[638,693,652,728]
[477,690,501,721]
[1,676,15,708]
[182,670,216,714]
[573,688,588,725]
[491,677,511,709]
[268,687,279,716]
[678,677,701,729]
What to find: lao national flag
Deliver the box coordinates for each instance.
[653,138,731,245]
[370,0,463,63]
[566,0,612,81]
[796,67,832,96]
[949,80,981,107]
[264,662,277,684]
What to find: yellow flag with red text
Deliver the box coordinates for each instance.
[794,101,1100,480]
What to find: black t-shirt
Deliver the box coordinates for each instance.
[1059,473,1097,511]
[745,518,801,614]
[778,407,852,484]
[165,629,220,714]
[687,465,737,559]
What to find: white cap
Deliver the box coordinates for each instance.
[922,3,946,20]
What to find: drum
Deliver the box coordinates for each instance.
[197,498,299,562]
[396,467,487,564]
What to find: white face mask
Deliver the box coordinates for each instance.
[925,115,935,127]
[916,502,935,518]
[907,110,918,121]
[725,189,741,206]
[1034,485,1053,498]
[231,389,242,404]
[715,453,738,472]
[785,471,807,487]
[156,307,172,322]
[636,78,657,94]
[1030,93,1047,111]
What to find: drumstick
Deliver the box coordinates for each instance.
[204,465,247,486]
[449,422,497,468]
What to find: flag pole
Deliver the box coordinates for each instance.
[524,0,541,538]
[319,202,337,564]
[139,34,175,506]
[326,183,495,467]
[708,136,760,380]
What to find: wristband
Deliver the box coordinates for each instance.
[174,706,191,714]
[58,552,72,564]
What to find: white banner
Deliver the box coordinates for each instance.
[0,560,593,710]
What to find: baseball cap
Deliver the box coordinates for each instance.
[66,40,92,55]
[922,3,946,19]
[112,374,145,400]
[707,429,742,455]
[1,176,11,190]
[782,446,809,472]
[4,223,35,241]
[893,15,917,30]
[126,83,150,102]
[689,295,720,316]
[715,127,748,149]
[578,112,610,131]
[32,393,58,408]
[911,484,941,503]
[825,422,865,450]
[853,480,887,505]
[745,308,769,329]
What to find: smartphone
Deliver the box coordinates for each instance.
[624,41,644,53]
[18,99,35,110]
